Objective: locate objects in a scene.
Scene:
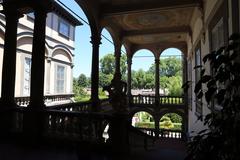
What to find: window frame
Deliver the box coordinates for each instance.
[55,64,66,94]
[58,18,70,39]
[194,42,203,117]
[208,0,229,111]
[209,1,228,52]
[23,57,32,96]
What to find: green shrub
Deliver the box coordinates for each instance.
[160,121,174,129]
[172,123,182,130]
[165,113,182,123]
[160,116,171,122]
[135,122,155,129]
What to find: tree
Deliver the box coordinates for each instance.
[99,72,113,88]
[120,54,127,76]
[100,53,115,75]
[160,76,169,95]
[132,69,146,89]
[145,73,154,89]
[100,53,127,76]
[78,74,88,87]
[160,57,182,77]
[167,76,183,96]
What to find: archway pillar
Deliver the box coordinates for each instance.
[23,3,53,139]
[29,8,48,109]
[154,115,160,138]
[114,42,122,80]
[0,3,21,108]
[155,58,160,107]
[90,32,101,111]
[127,56,132,105]
[0,2,21,135]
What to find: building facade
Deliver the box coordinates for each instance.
[0,2,81,104]
[186,0,239,135]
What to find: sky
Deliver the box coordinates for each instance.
[58,0,182,78]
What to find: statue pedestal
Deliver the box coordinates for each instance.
[108,112,130,154]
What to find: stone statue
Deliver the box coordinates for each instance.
[103,75,127,112]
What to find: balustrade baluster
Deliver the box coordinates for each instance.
[51,115,57,134]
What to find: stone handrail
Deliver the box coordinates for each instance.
[50,98,109,112]
[131,94,184,105]
[134,127,184,139]
[132,94,155,105]
[159,96,184,105]
[15,94,74,106]
[159,129,184,139]
[14,107,112,143]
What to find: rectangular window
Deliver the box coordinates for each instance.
[195,44,202,116]
[211,18,224,51]
[56,65,65,93]
[23,57,31,96]
[58,18,70,38]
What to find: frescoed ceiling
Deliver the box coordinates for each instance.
[78,0,202,49]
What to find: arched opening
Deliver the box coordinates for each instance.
[131,111,155,129]
[58,0,92,102]
[160,48,183,97]
[131,49,155,96]
[99,28,115,99]
[159,112,183,139]
[51,48,73,96]
[160,113,182,131]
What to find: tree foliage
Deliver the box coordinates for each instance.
[160,57,182,77]
[78,74,89,87]
[73,53,183,99]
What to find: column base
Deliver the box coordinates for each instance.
[91,97,101,112]
[0,99,18,137]
[23,106,47,140]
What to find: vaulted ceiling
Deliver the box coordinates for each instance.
[78,0,202,52]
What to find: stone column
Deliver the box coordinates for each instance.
[0,4,20,108]
[114,43,121,79]
[0,3,20,135]
[90,33,101,111]
[127,57,132,105]
[155,58,160,107]
[29,8,48,109]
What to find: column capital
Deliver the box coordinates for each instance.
[127,58,132,65]
[90,35,101,46]
[2,3,23,19]
[155,58,160,64]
